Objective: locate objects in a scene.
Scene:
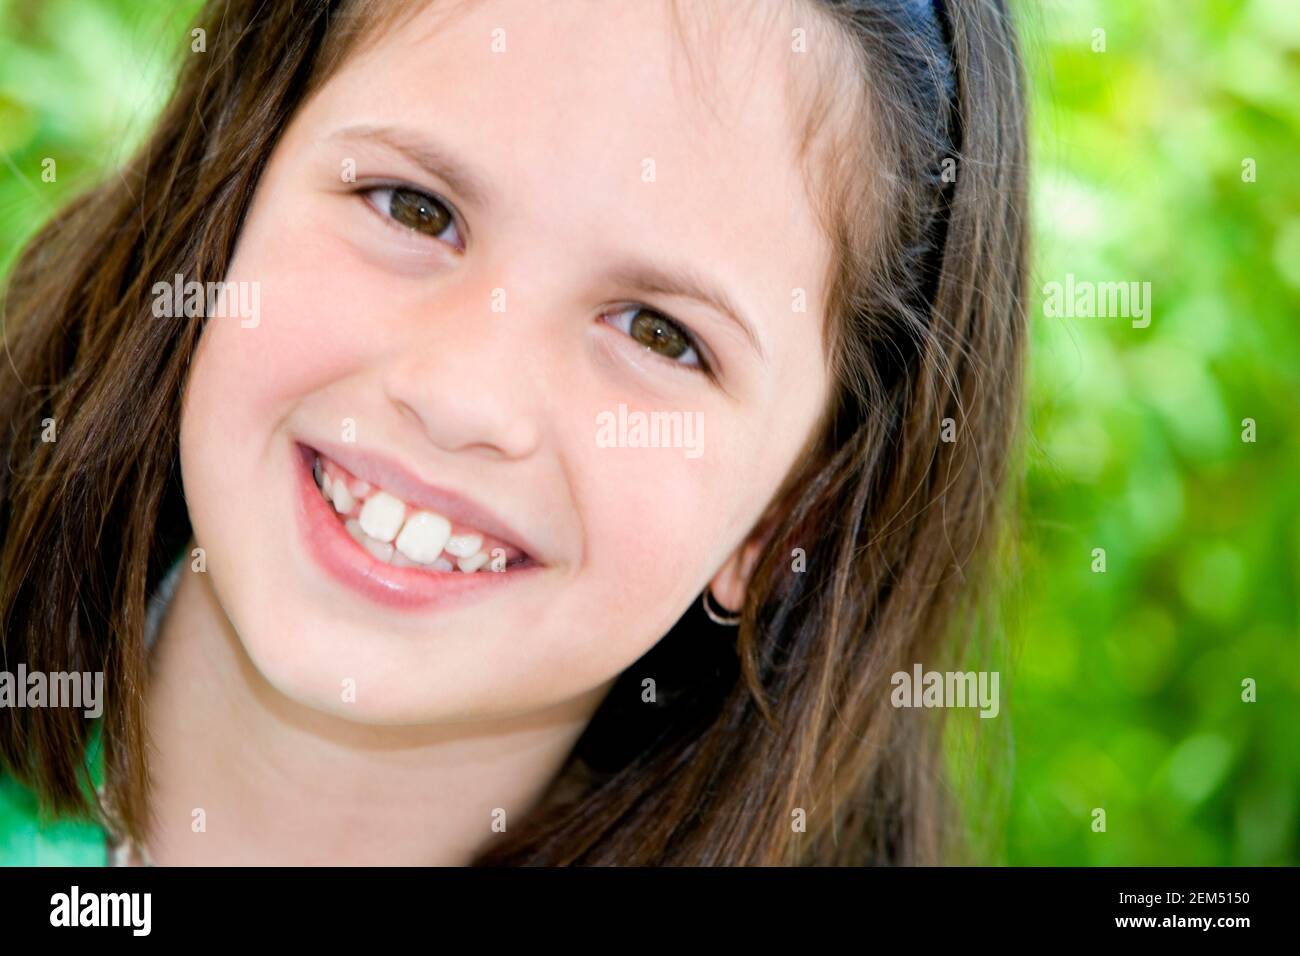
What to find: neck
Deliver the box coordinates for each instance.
[142,552,609,865]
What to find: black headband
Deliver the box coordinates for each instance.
[903,0,957,108]
[898,0,961,311]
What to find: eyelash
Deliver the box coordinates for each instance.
[356,184,713,377]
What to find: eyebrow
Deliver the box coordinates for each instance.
[604,260,767,363]
[327,123,492,212]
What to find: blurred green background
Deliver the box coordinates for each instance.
[1,0,1296,864]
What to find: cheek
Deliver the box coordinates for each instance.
[565,437,740,636]
[203,224,385,426]
[559,400,814,643]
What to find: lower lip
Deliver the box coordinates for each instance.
[292,442,537,610]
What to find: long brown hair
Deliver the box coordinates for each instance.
[0,0,1027,864]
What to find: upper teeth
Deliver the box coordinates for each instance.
[358,491,406,543]
[444,533,483,558]
[394,510,452,563]
[314,456,505,573]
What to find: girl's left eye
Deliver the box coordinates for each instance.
[602,305,706,372]
[362,186,463,250]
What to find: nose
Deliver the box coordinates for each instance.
[381,284,544,462]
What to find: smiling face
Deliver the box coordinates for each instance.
[178,0,839,724]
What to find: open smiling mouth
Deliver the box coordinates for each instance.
[293,441,536,608]
[310,451,529,572]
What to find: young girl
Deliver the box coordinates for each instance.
[0,0,1026,865]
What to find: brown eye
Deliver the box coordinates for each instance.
[603,306,704,370]
[389,187,452,236]
[629,309,690,359]
[363,186,463,249]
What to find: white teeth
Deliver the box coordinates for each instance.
[346,518,402,566]
[319,455,513,574]
[362,536,395,563]
[331,480,355,515]
[444,533,483,558]
[394,511,452,564]
[359,491,406,542]
[457,551,490,573]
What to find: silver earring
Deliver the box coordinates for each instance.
[701,587,741,626]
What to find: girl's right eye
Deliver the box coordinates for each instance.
[361,186,464,251]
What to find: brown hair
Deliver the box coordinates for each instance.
[0,0,1027,864]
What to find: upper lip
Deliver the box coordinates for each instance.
[303,438,541,563]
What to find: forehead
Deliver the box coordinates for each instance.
[310,0,840,362]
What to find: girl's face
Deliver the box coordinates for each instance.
[180,0,834,724]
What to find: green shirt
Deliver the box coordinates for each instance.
[0,720,110,865]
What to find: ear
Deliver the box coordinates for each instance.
[707,528,769,614]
